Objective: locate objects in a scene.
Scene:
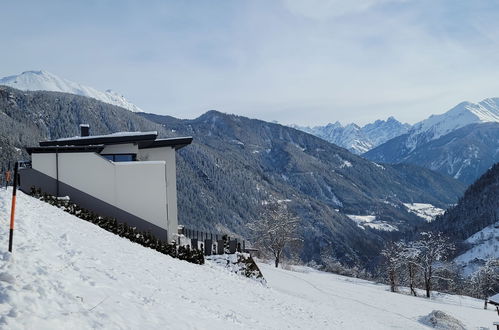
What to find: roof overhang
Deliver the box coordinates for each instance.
[138,137,193,150]
[26,145,105,155]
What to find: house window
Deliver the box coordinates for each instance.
[102,154,136,162]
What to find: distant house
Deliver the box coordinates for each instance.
[489,293,499,315]
[19,125,192,242]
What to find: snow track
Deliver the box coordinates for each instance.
[0,189,495,329]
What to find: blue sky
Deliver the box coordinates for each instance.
[1,0,499,126]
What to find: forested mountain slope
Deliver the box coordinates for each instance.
[140,111,466,265]
[430,162,499,240]
[365,123,499,184]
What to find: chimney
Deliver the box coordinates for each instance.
[80,124,90,137]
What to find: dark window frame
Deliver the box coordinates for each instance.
[101,154,137,162]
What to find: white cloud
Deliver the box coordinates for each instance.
[282,0,406,19]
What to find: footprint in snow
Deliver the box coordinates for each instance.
[0,272,16,284]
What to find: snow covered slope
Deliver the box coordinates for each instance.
[346,214,398,232]
[0,70,143,112]
[0,189,494,329]
[455,221,499,275]
[403,203,445,222]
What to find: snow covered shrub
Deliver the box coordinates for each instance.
[419,310,465,329]
[206,252,265,282]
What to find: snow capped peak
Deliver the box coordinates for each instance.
[0,70,143,113]
[293,117,410,154]
[22,70,47,75]
[406,98,499,151]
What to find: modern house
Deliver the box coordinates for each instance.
[19,125,192,243]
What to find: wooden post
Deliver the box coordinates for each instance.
[8,162,19,253]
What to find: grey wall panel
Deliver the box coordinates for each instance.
[19,168,58,195]
[19,168,168,241]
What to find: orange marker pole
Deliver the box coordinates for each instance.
[8,162,19,253]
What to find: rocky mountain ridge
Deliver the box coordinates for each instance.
[365,98,499,184]
[293,117,411,154]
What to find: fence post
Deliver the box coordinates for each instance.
[229,240,237,254]
[204,239,212,256]
[8,162,19,253]
[217,239,224,254]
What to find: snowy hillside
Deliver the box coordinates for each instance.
[0,189,495,329]
[403,203,445,222]
[346,214,398,232]
[293,117,410,154]
[0,71,143,112]
[455,221,499,275]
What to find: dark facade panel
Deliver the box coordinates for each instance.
[19,168,168,240]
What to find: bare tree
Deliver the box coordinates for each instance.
[248,201,301,268]
[398,241,420,296]
[469,258,499,309]
[381,241,405,292]
[413,232,455,298]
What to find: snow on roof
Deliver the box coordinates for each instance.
[53,131,158,142]
[489,293,499,304]
[39,131,160,147]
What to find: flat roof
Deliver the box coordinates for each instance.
[39,131,159,147]
[35,131,193,151]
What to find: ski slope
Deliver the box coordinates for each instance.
[0,189,495,329]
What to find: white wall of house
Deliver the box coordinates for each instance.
[138,147,178,243]
[32,153,57,178]
[32,152,173,241]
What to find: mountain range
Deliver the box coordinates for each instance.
[293,117,411,154]
[0,70,143,113]
[365,98,499,184]
[0,85,466,267]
